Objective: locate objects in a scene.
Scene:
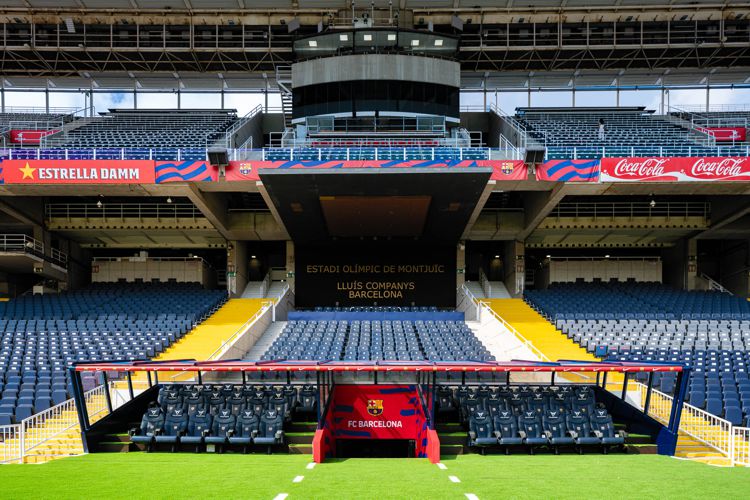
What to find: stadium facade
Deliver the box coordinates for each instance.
[0,0,748,470]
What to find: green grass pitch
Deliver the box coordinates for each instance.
[0,453,748,500]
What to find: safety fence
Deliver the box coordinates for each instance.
[633,381,743,464]
[0,382,111,464]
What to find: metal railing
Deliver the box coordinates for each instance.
[46,203,203,220]
[261,146,492,161]
[0,234,44,256]
[0,382,111,464]
[700,273,730,294]
[206,301,274,361]
[476,298,551,363]
[0,424,22,464]
[634,381,733,457]
[550,201,710,220]
[50,248,68,267]
[546,145,750,159]
[732,427,750,467]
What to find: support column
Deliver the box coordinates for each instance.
[686,238,698,290]
[285,241,295,292]
[226,241,248,298]
[456,242,466,291]
[503,241,525,297]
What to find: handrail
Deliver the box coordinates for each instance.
[551,201,709,219]
[46,203,202,220]
[0,381,113,463]
[545,144,750,159]
[732,427,750,466]
[699,273,730,294]
[206,301,273,361]
[632,381,733,457]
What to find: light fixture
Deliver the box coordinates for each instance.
[363,34,372,41]
[649,199,656,208]
[251,255,257,259]
[411,39,420,46]
[64,17,75,34]
[605,254,611,258]
[166,197,172,204]
[494,255,500,259]
[434,39,443,46]
[96,200,102,208]
[387,33,397,41]
[308,40,318,47]
[339,34,349,41]
[546,254,551,258]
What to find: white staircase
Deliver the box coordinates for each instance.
[241,281,266,298]
[241,280,287,299]
[266,281,287,298]
[465,280,511,299]
[275,66,293,129]
[243,321,287,360]
[486,281,512,298]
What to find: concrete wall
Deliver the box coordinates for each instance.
[503,241,524,296]
[548,259,663,284]
[91,258,209,285]
[715,240,750,297]
[292,54,460,88]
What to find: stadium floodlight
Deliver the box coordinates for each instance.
[64,17,75,34]
[451,15,464,31]
[207,148,229,167]
[287,18,301,33]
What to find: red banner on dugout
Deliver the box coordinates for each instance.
[696,126,747,142]
[2,160,156,184]
[600,157,750,182]
[8,129,58,145]
[225,160,527,182]
[331,385,428,448]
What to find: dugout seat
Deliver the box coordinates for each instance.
[518,411,547,453]
[130,405,165,451]
[297,385,317,415]
[468,410,496,449]
[493,410,523,453]
[566,410,601,453]
[228,409,260,453]
[589,409,626,452]
[205,409,236,451]
[154,408,188,452]
[255,409,284,451]
[181,408,212,452]
[542,410,576,453]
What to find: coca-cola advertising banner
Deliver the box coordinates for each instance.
[600,157,750,182]
[696,127,747,142]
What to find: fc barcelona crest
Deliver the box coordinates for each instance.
[366,399,384,417]
[501,162,514,175]
[239,163,252,175]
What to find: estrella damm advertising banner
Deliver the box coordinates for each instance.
[225,159,528,182]
[2,160,156,184]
